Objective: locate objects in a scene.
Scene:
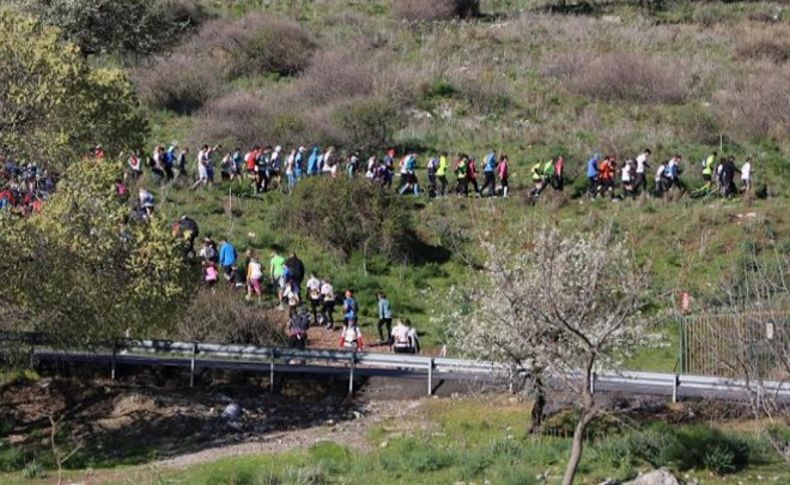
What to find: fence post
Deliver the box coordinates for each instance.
[672,374,679,403]
[348,350,356,396]
[427,358,434,396]
[589,371,596,395]
[189,342,197,388]
[269,347,276,392]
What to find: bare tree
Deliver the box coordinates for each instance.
[448,225,649,484]
[704,244,789,462]
[48,416,82,485]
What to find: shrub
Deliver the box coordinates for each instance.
[298,49,375,104]
[570,53,687,104]
[175,289,285,346]
[332,97,405,150]
[270,177,417,261]
[394,0,480,21]
[737,38,790,64]
[134,52,220,114]
[714,65,790,144]
[195,15,315,78]
[379,438,456,473]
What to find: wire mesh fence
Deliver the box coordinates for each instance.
[680,309,789,379]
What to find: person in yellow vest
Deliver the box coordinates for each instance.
[702,151,717,188]
[437,152,449,196]
[528,161,544,198]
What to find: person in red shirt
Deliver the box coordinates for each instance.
[597,156,616,198]
[468,157,480,195]
[552,155,565,191]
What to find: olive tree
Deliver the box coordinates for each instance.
[0,159,192,344]
[0,8,147,167]
[11,0,203,58]
[448,226,650,484]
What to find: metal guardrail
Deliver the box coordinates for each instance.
[2,332,788,402]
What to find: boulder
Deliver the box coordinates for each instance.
[222,403,242,420]
[625,469,681,485]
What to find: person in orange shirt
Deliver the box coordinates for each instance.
[597,156,616,198]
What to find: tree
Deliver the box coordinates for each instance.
[333,97,405,152]
[11,0,203,58]
[0,159,191,344]
[705,243,790,462]
[0,8,146,168]
[448,226,649,484]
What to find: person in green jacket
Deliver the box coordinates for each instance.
[702,151,717,186]
[455,155,469,197]
[270,250,286,303]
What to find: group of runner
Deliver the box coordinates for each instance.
[172,219,421,354]
[0,156,57,216]
[131,142,757,202]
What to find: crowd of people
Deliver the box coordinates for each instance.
[173,217,421,354]
[129,141,757,203]
[0,156,56,216]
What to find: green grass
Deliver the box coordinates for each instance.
[5,398,784,484]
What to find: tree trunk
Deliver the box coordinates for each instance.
[562,408,595,485]
[528,375,546,433]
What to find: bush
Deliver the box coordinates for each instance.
[176,289,285,346]
[134,52,220,114]
[570,53,687,104]
[271,177,417,261]
[394,0,480,21]
[196,15,315,78]
[332,97,405,150]
[714,65,790,144]
[298,49,375,104]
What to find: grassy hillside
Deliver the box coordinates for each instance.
[132,0,790,369]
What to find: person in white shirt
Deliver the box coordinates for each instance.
[654,161,667,197]
[390,319,420,354]
[741,157,752,192]
[306,274,322,323]
[622,159,634,198]
[192,144,217,190]
[634,148,650,194]
[320,279,335,329]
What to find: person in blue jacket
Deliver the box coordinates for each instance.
[306,146,320,176]
[586,154,600,196]
[218,238,237,284]
[480,151,497,197]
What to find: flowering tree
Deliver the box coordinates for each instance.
[448,226,650,484]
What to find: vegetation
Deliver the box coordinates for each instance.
[0,8,146,167]
[0,159,191,344]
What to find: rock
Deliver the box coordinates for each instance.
[625,469,681,485]
[379,441,388,448]
[598,480,621,485]
[352,411,362,420]
[222,403,242,420]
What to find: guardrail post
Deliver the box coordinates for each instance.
[348,350,356,396]
[428,358,434,396]
[672,374,679,403]
[589,372,596,395]
[111,339,117,381]
[189,342,197,388]
[269,348,276,392]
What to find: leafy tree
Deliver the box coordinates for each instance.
[0,159,191,344]
[333,97,405,152]
[11,0,203,58]
[0,8,147,168]
[447,226,650,485]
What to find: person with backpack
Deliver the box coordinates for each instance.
[481,151,497,197]
[654,160,668,197]
[164,145,176,181]
[455,155,469,196]
[306,274,322,324]
[529,160,544,198]
[177,147,189,179]
[622,159,634,198]
[283,281,301,318]
[320,279,336,330]
[702,151,717,187]
[597,156,615,199]
[426,156,439,198]
[285,251,305,292]
[306,145,320,176]
[377,292,393,344]
[287,306,310,350]
[467,157,480,195]
[720,156,740,197]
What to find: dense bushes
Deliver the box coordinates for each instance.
[333,97,405,150]
[570,53,687,104]
[176,289,285,346]
[134,14,315,113]
[593,423,774,476]
[271,177,417,261]
[714,65,790,144]
[394,0,480,21]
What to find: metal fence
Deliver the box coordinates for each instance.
[680,310,789,379]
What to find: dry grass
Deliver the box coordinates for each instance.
[393,0,480,21]
[134,52,221,114]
